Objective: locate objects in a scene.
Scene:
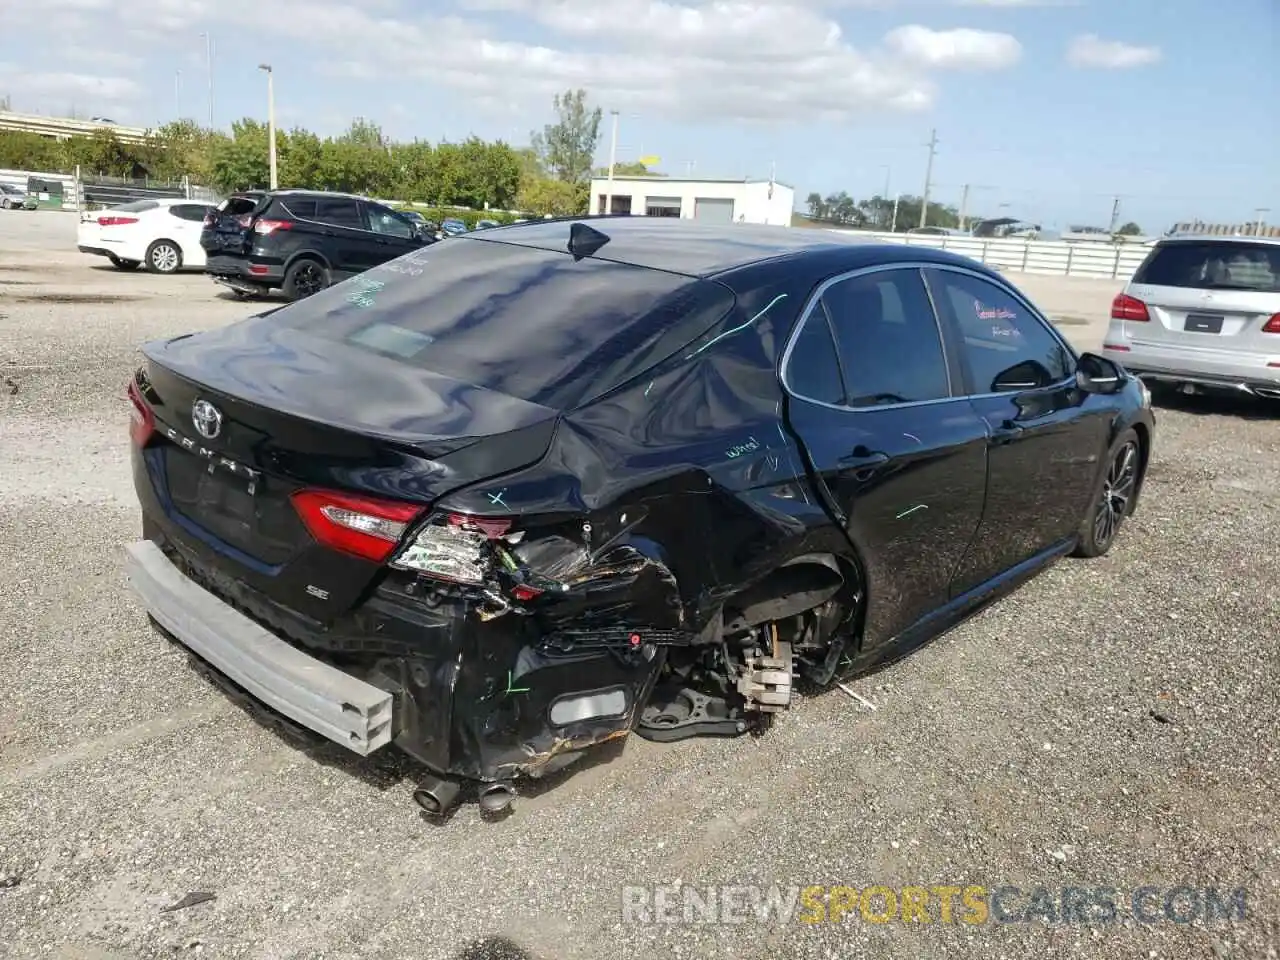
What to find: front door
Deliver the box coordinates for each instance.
[782,266,988,649]
[362,202,423,266]
[923,266,1113,596]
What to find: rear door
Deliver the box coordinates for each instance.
[312,196,376,276]
[924,266,1111,594]
[781,265,988,649]
[1123,240,1280,353]
[166,203,214,266]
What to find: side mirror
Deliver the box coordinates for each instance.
[1075,352,1124,394]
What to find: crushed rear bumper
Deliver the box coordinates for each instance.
[123,539,394,754]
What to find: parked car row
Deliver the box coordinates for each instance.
[74,189,520,301]
[0,183,40,210]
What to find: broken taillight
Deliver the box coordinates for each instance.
[391,512,512,586]
[291,489,425,563]
[127,379,155,447]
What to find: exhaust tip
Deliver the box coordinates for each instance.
[412,775,462,816]
[478,782,516,814]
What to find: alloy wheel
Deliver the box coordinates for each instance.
[151,243,180,273]
[1093,441,1138,549]
[294,263,324,297]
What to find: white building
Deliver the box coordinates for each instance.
[588,176,795,226]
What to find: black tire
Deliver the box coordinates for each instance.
[108,255,141,271]
[1072,428,1140,558]
[0,199,11,210]
[145,239,182,274]
[282,258,330,300]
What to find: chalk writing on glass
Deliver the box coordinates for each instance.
[974,300,1017,321]
[347,276,386,308]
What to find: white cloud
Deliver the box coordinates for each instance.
[1066,34,1162,69]
[884,25,1023,70]
[3,0,1027,124]
[0,65,142,105]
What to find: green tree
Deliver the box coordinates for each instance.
[517,176,583,217]
[1116,221,1143,236]
[209,119,271,192]
[531,89,601,185]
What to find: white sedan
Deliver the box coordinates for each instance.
[76,198,215,273]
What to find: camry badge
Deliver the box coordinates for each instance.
[192,399,223,440]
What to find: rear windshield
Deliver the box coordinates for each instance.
[110,200,159,213]
[220,194,266,217]
[269,237,736,409]
[1134,241,1280,293]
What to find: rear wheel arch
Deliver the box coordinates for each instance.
[720,549,865,638]
[285,249,332,272]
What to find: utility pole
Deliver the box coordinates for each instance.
[1254,208,1270,235]
[957,183,996,232]
[200,32,214,127]
[603,109,619,216]
[259,64,277,190]
[919,128,938,228]
[174,70,181,121]
[1108,195,1122,233]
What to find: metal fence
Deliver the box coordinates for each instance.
[830,230,1152,281]
[0,167,221,212]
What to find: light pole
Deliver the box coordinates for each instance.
[200,32,214,127]
[603,109,619,216]
[258,63,277,190]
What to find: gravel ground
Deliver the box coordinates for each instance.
[1,212,1277,960]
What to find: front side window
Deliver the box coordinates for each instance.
[927,269,1073,394]
[820,269,950,407]
[366,204,415,239]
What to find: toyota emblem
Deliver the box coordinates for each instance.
[192,399,223,440]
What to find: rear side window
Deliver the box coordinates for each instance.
[785,310,845,405]
[315,198,364,230]
[270,239,737,409]
[1134,241,1280,292]
[820,269,950,407]
[278,197,316,219]
[169,204,211,222]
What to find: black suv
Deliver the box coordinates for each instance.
[201,189,432,300]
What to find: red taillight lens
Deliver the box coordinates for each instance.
[253,219,292,235]
[127,379,155,447]
[1111,293,1149,321]
[98,216,139,227]
[203,213,215,226]
[290,489,424,563]
[1262,313,1280,334]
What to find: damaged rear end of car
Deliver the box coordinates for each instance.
[124,225,862,813]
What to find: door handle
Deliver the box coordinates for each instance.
[839,444,889,467]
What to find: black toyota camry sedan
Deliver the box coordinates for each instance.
[123,217,1155,814]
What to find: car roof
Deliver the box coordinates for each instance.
[464,216,979,278]
[1157,234,1280,247]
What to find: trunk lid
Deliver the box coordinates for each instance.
[138,318,558,617]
